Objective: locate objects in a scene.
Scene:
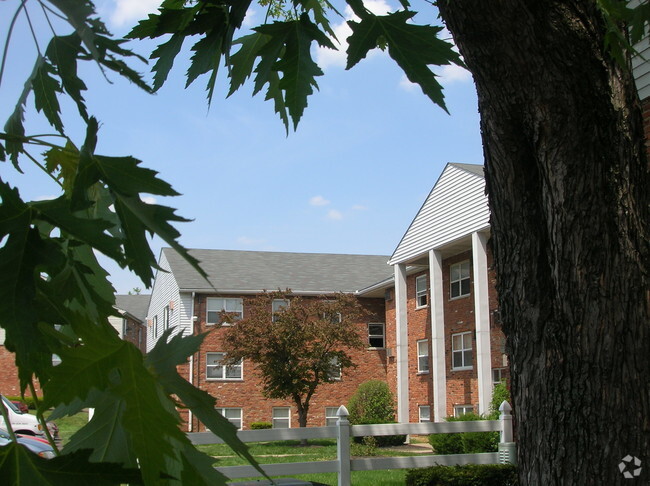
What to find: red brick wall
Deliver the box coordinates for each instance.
[0,347,23,396]
[186,294,388,431]
[122,316,147,354]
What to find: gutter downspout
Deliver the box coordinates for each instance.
[188,291,195,432]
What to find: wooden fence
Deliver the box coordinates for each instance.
[188,401,516,486]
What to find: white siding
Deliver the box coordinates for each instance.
[389,165,490,265]
[147,251,182,352]
[108,316,123,338]
[0,328,5,345]
[630,0,650,100]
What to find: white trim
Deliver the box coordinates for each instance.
[206,352,243,381]
[415,274,428,308]
[429,250,447,422]
[395,264,409,423]
[206,297,243,325]
[367,322,385,349]
[216,407,243,430]
[472,231,493,415]
[451,331,473,371]
[418,405,431,423]
[272,407,291,429]
[417,339,430,373]
[450,260,471,299]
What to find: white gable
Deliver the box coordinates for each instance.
[389,163,490,265]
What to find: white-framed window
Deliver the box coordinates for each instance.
[417,339,430,373]
[163,305,170,330]
[216,407,242,430]
[206,352,243,380]
[368,323,385,348]
[493,368,505,386]
[454,405,474,417]
[415,275,428,308]
[272,407,291,428]
[419,405,431,423]
[272,299,289,322]
[452,332,473,370]
[153,315,158,337]
[327,356,341,380]
[138,328,142,348]
[325,407,339,426]
[207,298,243,325]
[450,261,471,299]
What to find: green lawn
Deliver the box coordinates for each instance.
[43,415,417,485]
[199,439,417,485]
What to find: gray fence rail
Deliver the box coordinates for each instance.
[188,401,516,486]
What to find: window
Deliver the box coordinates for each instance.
[325,407,339,426]
[417,340,430,373]
[163,305,170,330]
[493,368,505,386]
[153,315,158,337]
[450,261,471,298]
[207,298,243,325]
[272,407,291,428]
[368,323,385,348]
[452,332,473,370]
[327,356,341,380]
[216,408,242,430]
[415,275,428,308]
[121,318,127,338]
[419,405,431,423]
[385,288,393,301]
[206,352,243,380]
[138,328,142,348]
[272,299,289,322]
[454,405,474,417]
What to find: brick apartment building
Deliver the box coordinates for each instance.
[145,249,393,431]
[108,294,150,354]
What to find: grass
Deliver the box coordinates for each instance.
[198,439,419,485]
[40,416,419,484]
[45,410,88,446]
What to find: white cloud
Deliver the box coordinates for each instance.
[309,195,330,206]
[352,204,368,211]
[434,64,472,84]
[237,236,266,246]
[109,0,161,28]
[316,0,392,69]
[142,196,157,205]
[326,209,343,220]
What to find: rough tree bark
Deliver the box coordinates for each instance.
[437,1,650,484]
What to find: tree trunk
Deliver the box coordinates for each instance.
[295,397,309,446]
[437,1,650,484]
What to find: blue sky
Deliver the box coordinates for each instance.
[0,0,483,294]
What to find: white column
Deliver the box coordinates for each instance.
[394,263,409,423]
[472,231,493,415]
[429,249,447,422]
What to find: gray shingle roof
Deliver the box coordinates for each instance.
[162,248,392,294]
[115,294,151,322]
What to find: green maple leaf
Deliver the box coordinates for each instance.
[255,15,335,129]
[0,443,142,485]
[46,34,89,121]
[42,327,182,484]
[146,330,264,479]
[346,9,463,112]
[151,33,187,91]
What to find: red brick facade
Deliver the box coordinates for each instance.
[186,293,389,431]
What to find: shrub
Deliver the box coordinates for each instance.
[489,381,511,420]
[250,421,272,430]
[348,380,396,424]
[405,464,518,486]
[347,380,406,447]
[428,413,498,454]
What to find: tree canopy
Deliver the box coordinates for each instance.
[222,291,367,428]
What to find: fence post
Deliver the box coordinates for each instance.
[498,400,517,464]
[336,405,351,486]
